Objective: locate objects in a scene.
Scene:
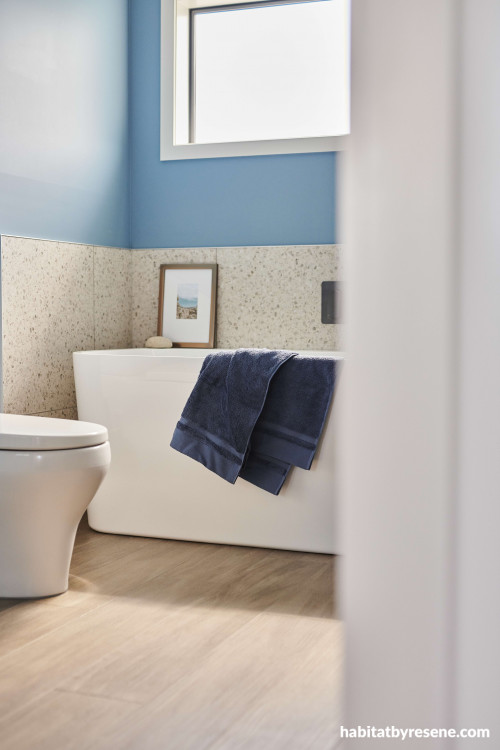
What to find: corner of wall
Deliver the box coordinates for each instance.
[127,0,133,251]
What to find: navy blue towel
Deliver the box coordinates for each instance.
[170,349,337,495]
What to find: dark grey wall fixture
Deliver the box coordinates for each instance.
[321,281,342,324]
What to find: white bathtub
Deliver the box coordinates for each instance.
[73,349,343,554]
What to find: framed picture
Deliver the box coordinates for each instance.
[158,264,217,348]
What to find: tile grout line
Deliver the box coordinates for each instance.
[0,684,144,735]
[55,596,264,711]
[28,407,76,417]
[129,249,133,347]
[92,245,96,351]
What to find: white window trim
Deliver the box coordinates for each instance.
[160,0,349,161]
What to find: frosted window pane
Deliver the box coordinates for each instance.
[192,0,349,144]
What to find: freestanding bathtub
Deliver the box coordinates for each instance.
[73,349,343,554]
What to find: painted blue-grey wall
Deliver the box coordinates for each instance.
[0,0,336,249]
[0,0,129,247]
[0,236,2,409]
[129,0,336,248]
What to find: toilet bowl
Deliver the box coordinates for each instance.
[0,414,110,598]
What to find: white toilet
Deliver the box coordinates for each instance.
[0,413,111,598]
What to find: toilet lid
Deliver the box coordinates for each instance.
[0,414,108,451]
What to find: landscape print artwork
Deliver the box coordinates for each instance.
[158,263,217,347]
[176,282,199,319]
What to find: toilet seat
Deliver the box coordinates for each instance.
[0,414,108,451]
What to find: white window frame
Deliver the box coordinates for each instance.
[160,0,349,161]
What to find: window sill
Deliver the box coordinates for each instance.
[159,135,348,162]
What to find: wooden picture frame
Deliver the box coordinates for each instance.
[158,264,217,348]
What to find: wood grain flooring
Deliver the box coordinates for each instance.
[0,517,342,750]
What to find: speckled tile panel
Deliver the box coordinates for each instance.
[131,248,217,347]
[215,245,343,350]
[1,236,94,415]
[94,246,132,350]
[2,239,342,418]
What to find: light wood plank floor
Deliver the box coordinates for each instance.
[0,517,342,750]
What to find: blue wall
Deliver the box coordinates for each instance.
[0,0,129,247]
[129,0,336,248]
[0,0,336,249]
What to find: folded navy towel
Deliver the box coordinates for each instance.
[170,349,296,484]
[240,354,337,492]
[170,349,337,495]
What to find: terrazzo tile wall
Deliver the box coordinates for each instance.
[0,236,131,418]
[131,245,343,351]
[1,240,342,419]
